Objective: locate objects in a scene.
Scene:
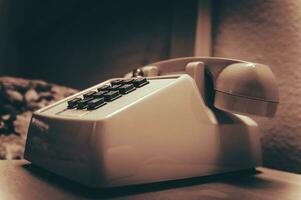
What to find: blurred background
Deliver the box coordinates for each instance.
[0,0,300,173]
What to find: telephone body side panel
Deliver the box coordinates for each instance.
[24,75,261,188]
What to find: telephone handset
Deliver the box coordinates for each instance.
[24,57,279,188]
[126,57,279,117]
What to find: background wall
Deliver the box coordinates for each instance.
[0,0,18,75]
[17,0,173,89]
[213,0,301,173]
[0,0,197,89]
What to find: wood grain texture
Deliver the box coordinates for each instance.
[0,160,300,200]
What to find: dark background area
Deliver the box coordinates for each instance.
[0,0,197,89]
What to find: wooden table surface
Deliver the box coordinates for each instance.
[0,160,301,200]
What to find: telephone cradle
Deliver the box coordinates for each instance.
[24,57,279,188]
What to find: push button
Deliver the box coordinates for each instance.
[87,98,106,110]
[77,98,93,109]
[103,91,121,102]
[119,84,135,94]
[98,84,111,91]
[93,91,108,98]
[122,79,134,84]
[111,79,123,85]
[110,84,122,91]
[67,97,82,108]
[133,78,149,87]
[83,91,97,98]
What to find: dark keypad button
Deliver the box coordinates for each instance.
[87,98,106,110]
[122,79,134,84]
[93,91,108,98]
[67,97,82,108]
[133,78,149,88]
[110,84,122,91]
[103,91,121,102]
[77,98,93,109]
[83,91,97,98]
[119,84,135,94]
[111,79,123,85]
[98,84,111,91]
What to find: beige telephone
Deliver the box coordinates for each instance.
[24,57,279,188]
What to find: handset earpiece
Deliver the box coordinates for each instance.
[213,63,279,117]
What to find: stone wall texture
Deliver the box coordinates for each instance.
[213,0,301,173]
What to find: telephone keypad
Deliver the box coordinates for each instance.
[67,78,149,110]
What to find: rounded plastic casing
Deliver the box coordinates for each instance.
[214,63,279,117]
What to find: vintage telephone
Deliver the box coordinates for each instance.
[24,57,279,188]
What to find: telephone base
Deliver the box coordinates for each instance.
[24,75,261,188]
